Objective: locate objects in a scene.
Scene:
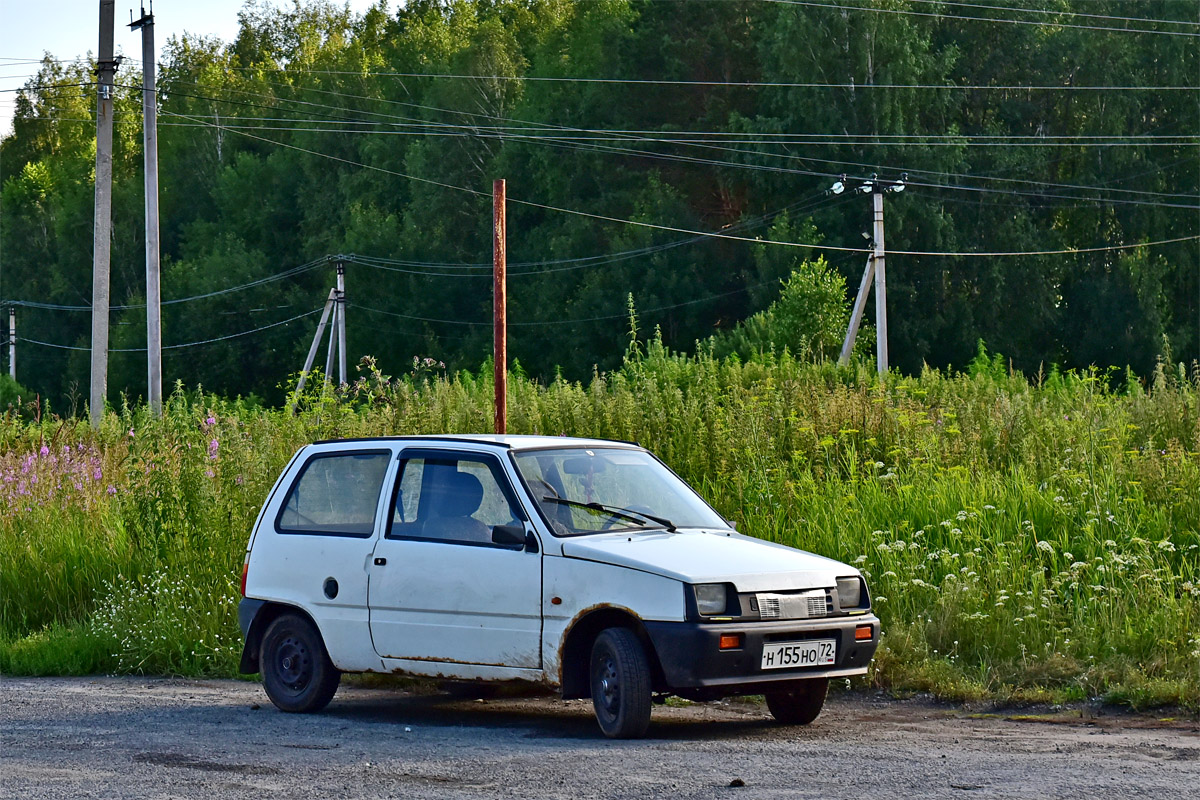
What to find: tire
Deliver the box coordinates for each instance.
[589,627,653,739]
[260,613,340,713]
[765,678,829,725]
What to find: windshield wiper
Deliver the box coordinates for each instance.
[540,497,676,532]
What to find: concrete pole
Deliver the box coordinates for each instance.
[324,300,338,385]
[493,179,507,435]
[131,6,161,415]
[872,190,888,376]
[293,288,338,403]
[335,260,347,385]
[90,0,118,429]
[8,308,15,381]
[838,255,875,366]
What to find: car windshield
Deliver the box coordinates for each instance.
[512,447,729,536]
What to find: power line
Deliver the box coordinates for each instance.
[3,258,326,312]
[898,0,1200,28]
[167,109,1200,254]
[762,0,1200,37]
[18,308,322,353]
[212,67,1199,91]
[154,79,1200,207]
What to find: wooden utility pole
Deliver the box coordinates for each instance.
[131,4,162,415]
[493,179,507,435]
[90,0,118,428]
[872,190,888,375]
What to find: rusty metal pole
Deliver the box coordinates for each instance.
[493,179,507,435]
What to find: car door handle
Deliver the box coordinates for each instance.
[374,557,386,566]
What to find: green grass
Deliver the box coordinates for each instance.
[1,346,1197,707]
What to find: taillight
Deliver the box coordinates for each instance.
[240,559,249,597]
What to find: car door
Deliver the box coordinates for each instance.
[367,448,543,668]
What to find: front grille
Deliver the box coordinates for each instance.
[756,590,832,620]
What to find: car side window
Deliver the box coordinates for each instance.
[277,451,391,537]
[388,454,522,546]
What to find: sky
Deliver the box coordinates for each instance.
[0,0,382,136]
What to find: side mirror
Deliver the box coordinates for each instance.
[726,519,738,531]
[492,524,526,546]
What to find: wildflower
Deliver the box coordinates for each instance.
[39,445,49,456]
[128,428,135,438]
[208,439,219,459]
[1157,540,1176,553]
[1036,540,1054,553]
[206,416,216,426]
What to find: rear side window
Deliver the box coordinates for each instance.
[277,451,391,537]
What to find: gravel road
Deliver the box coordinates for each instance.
[1,677,1196,799]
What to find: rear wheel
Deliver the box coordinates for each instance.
[589,628,652,739]
[260,613,340,713]
[765,678,828,725]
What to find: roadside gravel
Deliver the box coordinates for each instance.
[1,677,1196,799]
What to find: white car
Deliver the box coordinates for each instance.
[238,435,879,738]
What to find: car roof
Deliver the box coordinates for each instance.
[311,434,642,452]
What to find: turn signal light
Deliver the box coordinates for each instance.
[240,561,249,597]
[718,633,743,651]
[855,624,873,641]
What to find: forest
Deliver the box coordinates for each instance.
[1,0,1197,407]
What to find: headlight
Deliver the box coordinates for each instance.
[693,583,728,616]
[836,576,865,609]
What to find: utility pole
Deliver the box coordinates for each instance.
[131,3,161,415]
[90,0,118,428]
[838,254,874,366]
[335,259,347,385]
[7,308,15,381]
[493,179,507,435]
[872,189,888,375]
[293,287,338,406]
[835,173,905,375]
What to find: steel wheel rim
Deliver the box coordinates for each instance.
[276,636,312,692]
[597,655,620,717]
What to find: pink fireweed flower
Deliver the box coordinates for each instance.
[206,416,216,426]
[39,445,49,456]
[92,467,102,481]
[208,439,219,459]
[128,428,135,438]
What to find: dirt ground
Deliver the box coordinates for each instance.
[1,676,1197,799]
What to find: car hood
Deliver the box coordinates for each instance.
[559,529,854,592]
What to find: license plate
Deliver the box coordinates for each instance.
[760,639,837,670]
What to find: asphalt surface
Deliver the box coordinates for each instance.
[1,677,1197,799]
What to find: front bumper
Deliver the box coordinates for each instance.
[644,614,879,692]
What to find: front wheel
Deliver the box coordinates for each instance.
[765,678,828,725]
[589,628,652,739]
[260,613,340,713]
